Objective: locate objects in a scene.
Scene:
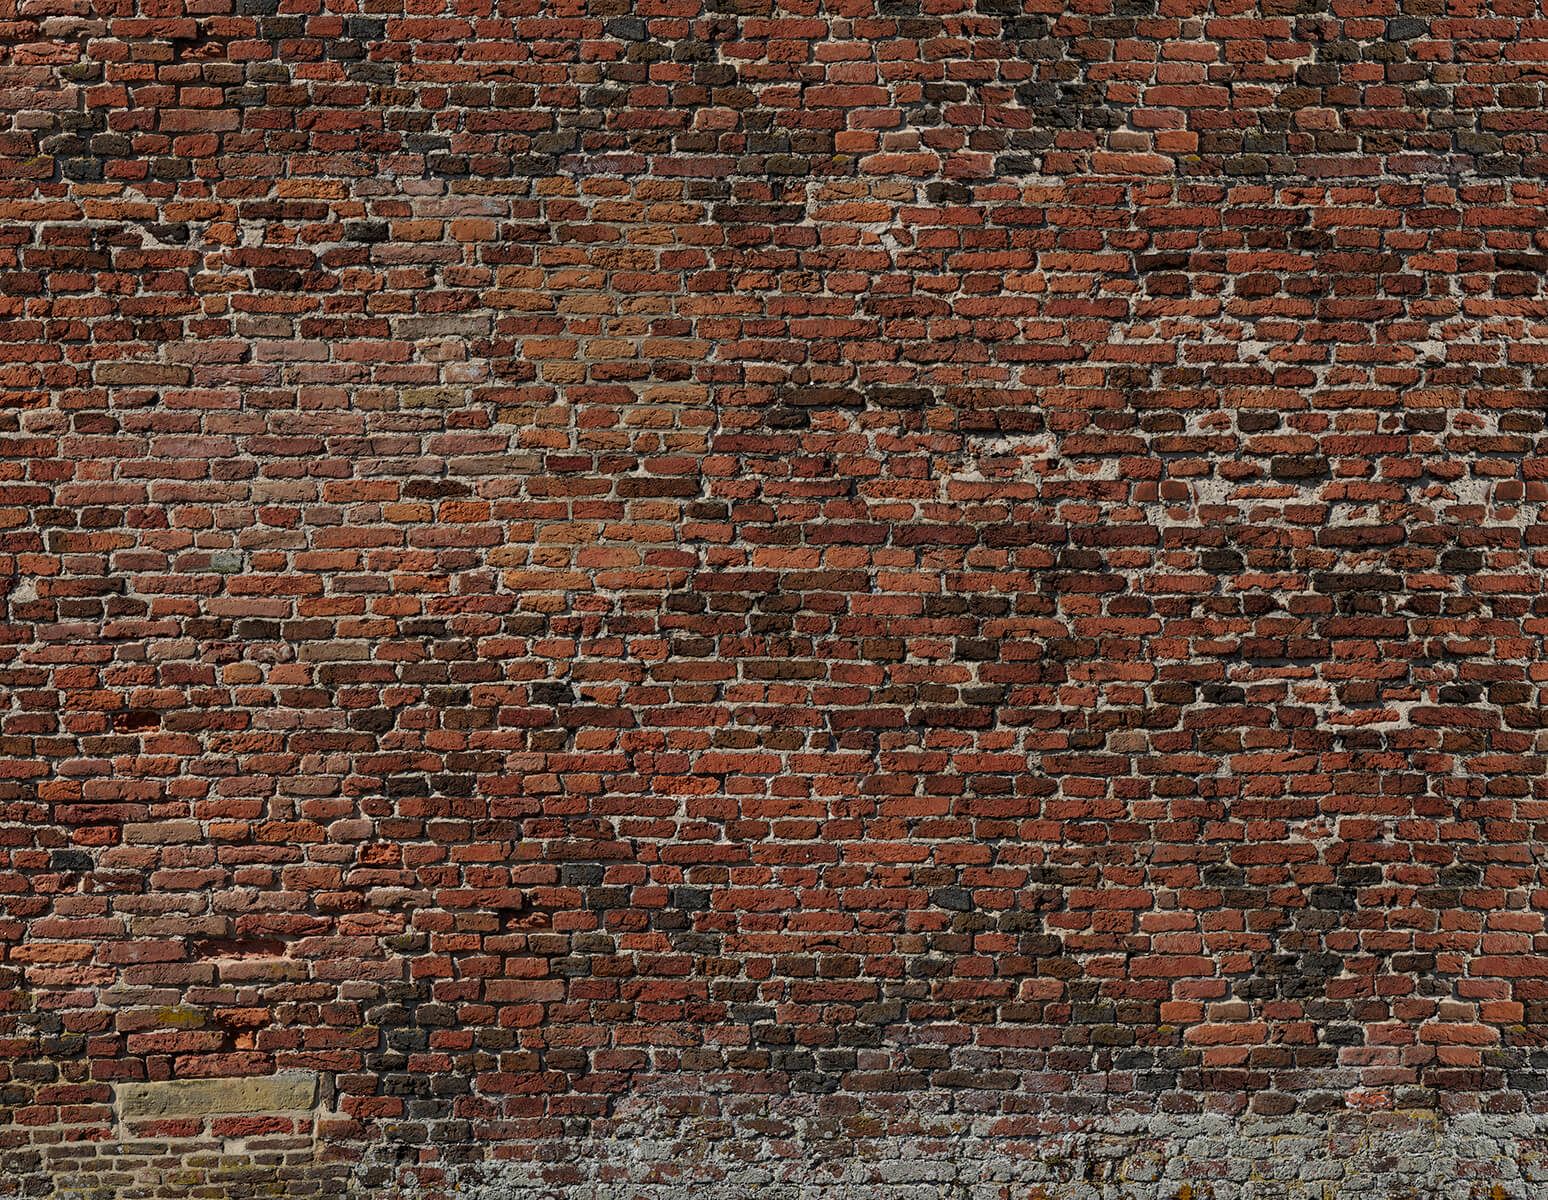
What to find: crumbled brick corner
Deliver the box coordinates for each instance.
[2,0,1548,1197]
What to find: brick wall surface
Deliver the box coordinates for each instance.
[1,0,1547,1196]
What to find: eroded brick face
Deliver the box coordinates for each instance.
[1,0,1547,1197]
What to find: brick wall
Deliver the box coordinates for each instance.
[2,0,1547,1196]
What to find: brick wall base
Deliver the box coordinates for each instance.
[22,1092,1546,1198]
[370,1105,1546,1200]
[361,1104,1544,1200]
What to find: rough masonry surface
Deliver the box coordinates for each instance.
[1,0,1547,1195]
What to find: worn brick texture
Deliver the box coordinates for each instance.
[2,0,1548,1196]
